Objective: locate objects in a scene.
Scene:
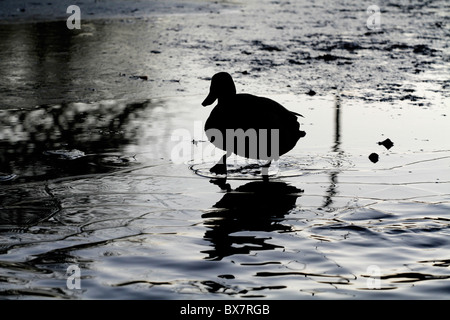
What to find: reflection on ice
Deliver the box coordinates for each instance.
[202,181,303,261]
[0,100,169,182]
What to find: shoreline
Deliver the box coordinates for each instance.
[0,0,236,24]
[1,0,448,109]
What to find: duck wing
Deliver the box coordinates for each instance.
[237,94,304,156]
[204,93,304,158]
[233,94,300,129]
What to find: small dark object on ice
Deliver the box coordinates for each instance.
[129,75,148,81]
[378,138,394,150]
[369,153,379,163]
[306,89,316,96]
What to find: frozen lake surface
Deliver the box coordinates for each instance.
[0,0,449,299]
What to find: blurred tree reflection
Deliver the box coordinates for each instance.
[0,100,154,182]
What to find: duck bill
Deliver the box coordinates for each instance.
[202,92,217,107]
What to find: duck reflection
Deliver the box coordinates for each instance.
[202,179,303,261]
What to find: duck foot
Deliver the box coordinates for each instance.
[210,163,227,175]
[209,178,231,192]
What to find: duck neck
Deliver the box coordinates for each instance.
[217,94,235,105]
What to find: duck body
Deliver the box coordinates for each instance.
[205,93,304,160]
[202,72,306,175]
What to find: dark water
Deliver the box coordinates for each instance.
[0,0,449,299]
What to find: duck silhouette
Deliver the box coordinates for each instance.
[202,72,306,178]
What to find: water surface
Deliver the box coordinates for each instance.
[0,0,449,299]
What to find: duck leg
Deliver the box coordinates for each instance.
[261,160,272,182]
[210,152,230,175]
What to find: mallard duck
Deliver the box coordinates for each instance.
[202,72,305,177]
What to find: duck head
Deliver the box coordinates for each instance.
[202,72,236,106]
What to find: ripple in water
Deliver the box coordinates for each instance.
[189,153,354,180]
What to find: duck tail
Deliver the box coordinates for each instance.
[291,111,304,118]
